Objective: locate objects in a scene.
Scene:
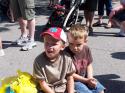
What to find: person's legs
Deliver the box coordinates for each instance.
[98,0,105,23]
[75,81,92,93]
[105,0,112,17]
[105,0,112,28]
[91,81,105,93]
[0,37,5,56]
[21,18,36,51]
[88,11,95,28]
[15,18,29,45]
[18,0,36,50]
[10,0,28,45]
[93,0,104,27]
[84,10,94,27]
[84,10,95,35]
[0,37,2,49]
[49,0,52,6]
[9,6,15,22]
[18,18,28,37]
[27,18,35,41]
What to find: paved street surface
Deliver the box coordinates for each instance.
[0,1,125,93]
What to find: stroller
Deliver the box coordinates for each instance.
[44,0,84,31]
[45,5,66,29]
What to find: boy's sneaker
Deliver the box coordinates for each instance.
[13,36,28,46]
[21,40,37,51]
[0,49,5,56]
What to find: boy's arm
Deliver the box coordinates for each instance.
[86,63,97,88]
[39,80,55,93]
[72,73,88,83]
[87,63,93,79]
[109,4,124,19]
[66,75,74,93]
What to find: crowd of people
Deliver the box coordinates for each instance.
[0,0,125,93]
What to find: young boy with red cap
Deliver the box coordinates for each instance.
[33,27,76,93]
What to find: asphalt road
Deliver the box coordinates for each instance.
[0,1,125,93]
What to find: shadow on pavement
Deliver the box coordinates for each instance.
[0,27,10,32]
[111,52,125,60]
[2,41,23,49]
[35,25,45,42]
[92,31,117,37]
[4,22,18,27]
[95,74,125,93]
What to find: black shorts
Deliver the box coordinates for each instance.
[84,0,98,11]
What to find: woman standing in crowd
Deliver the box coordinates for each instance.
[84,0,98,35]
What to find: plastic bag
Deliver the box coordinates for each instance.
[0,70,37,93]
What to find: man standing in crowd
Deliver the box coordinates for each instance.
[10,0,36,51]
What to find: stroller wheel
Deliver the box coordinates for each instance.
[63,5,80,28]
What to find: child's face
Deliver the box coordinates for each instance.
[44,35,65,60]
[68,33,85,55]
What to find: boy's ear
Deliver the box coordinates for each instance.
[61,44,65,51]
[84,38,88,43]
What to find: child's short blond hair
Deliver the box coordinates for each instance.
[68,24,88,40]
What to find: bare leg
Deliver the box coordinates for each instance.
[9,5,15,22]
[0,37,5,56]
[49,0,52,6]
[84,10,90,27]
[21,18,36,50]
[98,15,103,23]
[27,18,35,41]
[88,11,95,27]
[84,10,95,35]
[0,37,2,49]
[18,18,28,37]
[84,10,95,27]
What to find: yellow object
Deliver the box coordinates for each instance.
[0,70,37,93]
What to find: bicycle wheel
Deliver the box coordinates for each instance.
[63,4,79,28]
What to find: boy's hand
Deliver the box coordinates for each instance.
[87,78,97,89]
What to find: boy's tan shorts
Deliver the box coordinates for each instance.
[10,0,35,20]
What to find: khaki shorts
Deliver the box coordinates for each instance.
[10,0,35,20]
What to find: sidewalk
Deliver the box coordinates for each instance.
[0,1,125,93]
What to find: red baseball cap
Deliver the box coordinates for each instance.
[41,27,67,42]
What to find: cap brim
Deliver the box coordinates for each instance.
[41,32,60,40]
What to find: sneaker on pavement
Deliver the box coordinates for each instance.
[0,49,5,56]
[21,40,37,51]
[13,36,28,46]
[115,31,125,37]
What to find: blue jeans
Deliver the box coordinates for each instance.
[75,81,105,93]
[98,0,112,16]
